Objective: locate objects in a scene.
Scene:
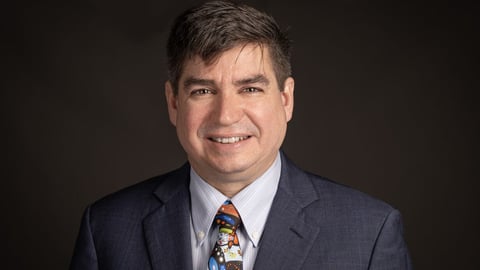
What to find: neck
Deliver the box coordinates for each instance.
[191,167,266,198]
[189,153,280,197]
[208,180,254,198]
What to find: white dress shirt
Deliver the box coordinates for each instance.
[189,153,282,270]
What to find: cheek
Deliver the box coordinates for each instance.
[177,106,207,138]
[250,101,287,129]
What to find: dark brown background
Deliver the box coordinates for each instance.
[3,0,478,269]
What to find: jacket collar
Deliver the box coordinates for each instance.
[253,153,322,270]
[143,163,193,270]
[142,153,322,270]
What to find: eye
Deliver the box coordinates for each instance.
[243,87,262,93]
[191,88,214,96]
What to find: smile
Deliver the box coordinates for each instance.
[209,136,250,144]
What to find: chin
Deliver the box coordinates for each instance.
[210,162,251,175]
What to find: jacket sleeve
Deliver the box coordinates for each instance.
[70,206,99,270]
[369,209,413,269]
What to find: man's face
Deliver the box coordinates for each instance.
[165,44,294,191]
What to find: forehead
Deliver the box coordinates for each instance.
[179,44,275,82]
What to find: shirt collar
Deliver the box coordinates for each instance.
[189,152,282,247]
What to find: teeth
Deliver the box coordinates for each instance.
[210,136,249,144]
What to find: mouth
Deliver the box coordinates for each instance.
[208,136,250,144]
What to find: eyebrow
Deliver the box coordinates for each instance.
[233,74,270,87]
[183,77,215,89]
[182,74,270,89]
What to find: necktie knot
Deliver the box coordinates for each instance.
[214,200,241,232]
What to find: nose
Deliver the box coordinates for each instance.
[212,92,243,126]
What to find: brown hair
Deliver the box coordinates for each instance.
[166,0,292,94]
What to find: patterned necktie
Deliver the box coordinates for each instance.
[208,200,243,270]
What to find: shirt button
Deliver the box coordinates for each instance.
[252,232,260,240]
[197,231,205,240]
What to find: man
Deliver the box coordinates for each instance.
[70,1,412,269]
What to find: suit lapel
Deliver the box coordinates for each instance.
[143,164,193,270]
[253,155,321,270]
[140,155,322,270]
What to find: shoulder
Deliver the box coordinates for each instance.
[307,171,394,216]
[281,154,396,224]
[87,163,190,219]
[276,154,412,268]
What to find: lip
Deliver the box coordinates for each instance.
[208,135,251,144]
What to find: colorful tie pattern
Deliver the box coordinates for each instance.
[208,200,243,270]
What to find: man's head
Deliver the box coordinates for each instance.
[166,0,292,94]
[165,1,294,196]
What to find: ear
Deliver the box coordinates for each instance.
[165,81,178,126]
[281,77,294,122]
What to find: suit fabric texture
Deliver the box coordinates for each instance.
[70,154,413,270]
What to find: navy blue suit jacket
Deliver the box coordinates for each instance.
[70,154,412,269]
